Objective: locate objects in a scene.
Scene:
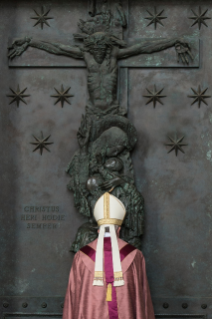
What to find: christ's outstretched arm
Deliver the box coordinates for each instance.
[8,37,83,59]
[117,37,193,64]
[8,35,193,65]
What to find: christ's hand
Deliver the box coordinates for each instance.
[175,39,194,65]
[8,37,31,59]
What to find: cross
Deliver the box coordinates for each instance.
[8,0,199,113]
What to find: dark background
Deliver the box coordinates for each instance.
[0,0,211,318]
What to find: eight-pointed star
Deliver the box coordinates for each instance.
[31,6,54,29]
[30,131,53,155]
[7,84,30,107]
[188,85,211,108]
[189,6,211,30]
[51,85,74,107]
[145,7,167,29]
[165,135,188,156]
[143,85,166,108]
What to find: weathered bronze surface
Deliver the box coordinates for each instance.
[51,85,74,108]
[6,84,30,107]
[189,6,211,30]
[165,135,188,156]
[1,0,212,318]
[163,303,169,309]
[188,85,211,108]
[30,131,54,155]
[143,85,166,108]
[182,303,188,309]
[7,1,193,251]
[31,6,54,29]
[145,7,167,30]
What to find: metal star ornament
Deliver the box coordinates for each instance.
[143,85,166,108]
[145,7,167,29]
[51,85,74,107]
[30,131,53,155]
[31,6,54,29]
[165,135,188,156]
[188,85,211,108]
[7,85,30,107]
[189,6,211,30]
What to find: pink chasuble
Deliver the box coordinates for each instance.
[80,238,135,319]
[63,237,155,319]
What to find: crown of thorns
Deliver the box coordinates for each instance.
[73,18,127,48]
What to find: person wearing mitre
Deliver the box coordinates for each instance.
[63,192,155,319]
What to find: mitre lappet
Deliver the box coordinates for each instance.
[93,192,126,287]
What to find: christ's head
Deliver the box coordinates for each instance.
[85,32,109,64]
[83,32,127,64]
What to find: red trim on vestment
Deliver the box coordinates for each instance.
[80,244,96,261]
[80,242,136,262]
[120,243,136,261]
[104,238,118,319]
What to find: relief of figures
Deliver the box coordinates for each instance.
[8,2,193,251]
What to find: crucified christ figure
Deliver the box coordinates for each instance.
[8,33,192,113]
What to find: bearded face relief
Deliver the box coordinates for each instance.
[92,43,107,64]
[89,33,108,64]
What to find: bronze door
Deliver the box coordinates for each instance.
[0,1,211,319]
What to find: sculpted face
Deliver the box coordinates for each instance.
[90,33,108,64]
[106,144,124,157]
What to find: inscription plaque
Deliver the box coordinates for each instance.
[21,206,65,229]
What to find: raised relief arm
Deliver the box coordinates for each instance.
[8,36,83,59]
[117,37,193,64]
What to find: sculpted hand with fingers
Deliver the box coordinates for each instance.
[8,37,32,59]
[175,38,194,64]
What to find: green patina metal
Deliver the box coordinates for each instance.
[8,1,194,252]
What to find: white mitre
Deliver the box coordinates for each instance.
[93,192,126,287]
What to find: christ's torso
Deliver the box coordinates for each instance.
[84,48,119,110]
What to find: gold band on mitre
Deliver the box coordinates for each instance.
[97,218,123,226]
[104,192,110,219]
